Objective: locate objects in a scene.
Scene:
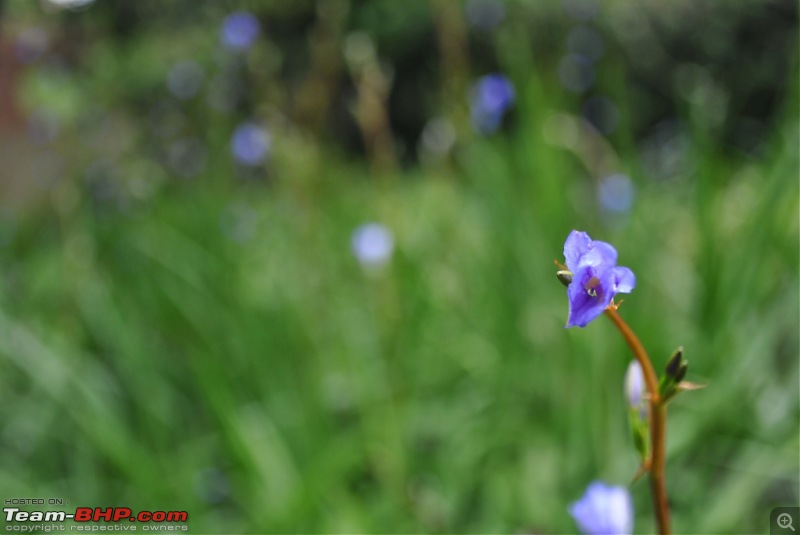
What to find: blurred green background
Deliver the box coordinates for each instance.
[0,0,797,533]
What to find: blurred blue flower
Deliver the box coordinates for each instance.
[351,223,394,269]
[569,481,634,535]
[597,174,635,214]
[230,122,271,166]
[563,230,635,328]
[221,12,261,51]
[470,73,515,134]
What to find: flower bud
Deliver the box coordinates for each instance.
[660,347,695,402]
[624,360,645,410]
[624,361,649,460]
[674,363,688,383]
[665,346,686,380]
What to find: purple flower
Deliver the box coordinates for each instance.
[221,12,260,51]
[563,230,635,328]
[569,481,634,535]
[470,74,515,134]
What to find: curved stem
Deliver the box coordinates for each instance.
[605,306,671,535]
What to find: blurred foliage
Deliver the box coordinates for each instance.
[0,0,797,534]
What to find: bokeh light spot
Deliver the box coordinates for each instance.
[45,0,95,10]
[563,0,598,21]
[168,138,207,178]
[567,26,604,61]
[166,60,205,100]
[582,95,619,135]
[557,54,594,93]
[15,28,49,63]
[420,117,456,157]
[465,0,505,31]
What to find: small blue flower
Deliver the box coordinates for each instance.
[470,73,515,134]
[230,122,271,166]
[563,230,635,328]
[569,481,634,535]
[221,12,260,51]
[597,174,635,214]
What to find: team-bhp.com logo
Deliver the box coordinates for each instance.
[5,507,189,531]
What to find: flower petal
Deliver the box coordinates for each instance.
[580,240,618,269]
[566,267,614,327]
[613,266,636,293]
[563,230,592,271]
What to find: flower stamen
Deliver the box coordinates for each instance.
[585,276,601,298]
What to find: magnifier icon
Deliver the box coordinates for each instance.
[778,513,795,531]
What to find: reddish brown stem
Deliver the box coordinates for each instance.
[605,306,671,535]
